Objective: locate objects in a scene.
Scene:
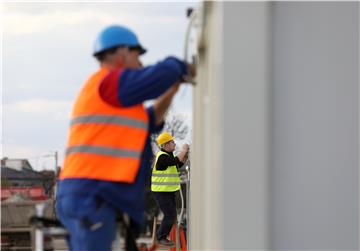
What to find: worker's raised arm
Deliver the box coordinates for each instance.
[152,82,180,126]
[176,143,189,163]
[99,56,188,107]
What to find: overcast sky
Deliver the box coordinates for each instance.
[2,2,196,171]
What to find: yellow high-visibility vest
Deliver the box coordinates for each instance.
[151,151,180,192]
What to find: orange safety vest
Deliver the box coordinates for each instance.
[59,67,149,183]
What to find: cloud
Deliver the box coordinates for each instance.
[3,10,130,35]
[3,99,71,170]
[4,98,72,119]
[3,4,187,36]
[3,99,72,150]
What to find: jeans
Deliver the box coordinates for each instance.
[56,195,117,251]
[153,192,177,240]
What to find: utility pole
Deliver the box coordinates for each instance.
[54,151,59,176]
[52,151,58,219]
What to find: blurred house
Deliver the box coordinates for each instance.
[1,158,55,198]
[1,158,56,250]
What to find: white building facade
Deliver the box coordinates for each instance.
[191,2,359,250]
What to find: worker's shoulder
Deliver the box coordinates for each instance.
[157,152,172,160]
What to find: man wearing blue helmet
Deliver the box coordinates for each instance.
[56,25,195,251]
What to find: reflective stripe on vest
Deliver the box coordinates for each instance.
[60,67,149,183]
[70,114,147,129]
[152,182,180,186]
[66,145,141,158]
[151,151,180,192]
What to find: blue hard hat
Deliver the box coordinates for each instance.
[93,25,146,55]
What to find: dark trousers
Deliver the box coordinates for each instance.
[153,192,177,240]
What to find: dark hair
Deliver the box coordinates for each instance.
[93,46,123,62]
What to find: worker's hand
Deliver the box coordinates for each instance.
[182,143,190,153]
[181,64,196,84]
[187,64,196,79]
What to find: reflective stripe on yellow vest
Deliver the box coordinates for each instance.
[151,151,181,192]
[59,67,149,183]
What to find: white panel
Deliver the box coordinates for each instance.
[270,2,359,250]
[222,2,270,250]
[190,2,223,250]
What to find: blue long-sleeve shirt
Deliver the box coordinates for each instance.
[57,56,188,225]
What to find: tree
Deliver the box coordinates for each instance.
[151,111,190,154]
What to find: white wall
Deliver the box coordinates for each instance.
[191,1,359,250]
[222,2,270,250]
[190,2,223,250]
[270,2,359,250]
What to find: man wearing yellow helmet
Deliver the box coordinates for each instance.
[151,132,189,247]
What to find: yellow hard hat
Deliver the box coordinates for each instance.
[157,132,174,145]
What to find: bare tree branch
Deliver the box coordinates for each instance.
[151,112,190,154]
